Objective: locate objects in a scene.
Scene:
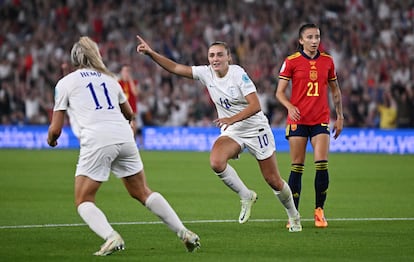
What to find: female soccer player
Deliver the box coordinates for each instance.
[275,23,344,228]
[136,35,302,232]
[47,36,200,256]
[118,64,139,137]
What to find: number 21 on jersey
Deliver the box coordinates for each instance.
[307,81,319,96]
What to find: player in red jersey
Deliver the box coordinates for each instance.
[275,23,344,228]
[119,65,139,136]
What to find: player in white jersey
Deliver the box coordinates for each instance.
[136,36,302,232]
[47,36,200,256]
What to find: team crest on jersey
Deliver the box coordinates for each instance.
[310,70,318,81]
[229,86,238,98]
[242,74,251,83]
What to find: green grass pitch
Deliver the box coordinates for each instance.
[0,149,413,261]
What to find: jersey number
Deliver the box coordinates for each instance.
[86,82,115,110]
[219,98,231,109]
[307,82,319,96]
[257,134,269,148]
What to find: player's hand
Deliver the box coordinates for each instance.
[47,139,58,147]
[213,118,232,131]
[332,118,344,139]
[288,106,301,122]
[136,35,153,55]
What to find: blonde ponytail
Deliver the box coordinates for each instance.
[70,36,115,77]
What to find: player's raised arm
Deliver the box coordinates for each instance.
[136,35,193,79]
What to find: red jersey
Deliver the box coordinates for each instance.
[279,50,337,125]
[118,80,138,113]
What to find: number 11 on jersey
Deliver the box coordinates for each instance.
[86,82,115,110]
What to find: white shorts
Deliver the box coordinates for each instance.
[75,142,143,182]
[220,126,276,160]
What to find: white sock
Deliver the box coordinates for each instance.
[145,192,185,234]
[77,201,114,240]
[216,164,251,200]
[274,181,299,218]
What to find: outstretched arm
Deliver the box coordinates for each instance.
[136,35,193,79]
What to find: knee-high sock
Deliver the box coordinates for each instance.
[314,160,329,209]
[77,201,114,240]
[288,163,304,209]
[274,180,299,218]
[216,164,251,200]
[145,192,185,234]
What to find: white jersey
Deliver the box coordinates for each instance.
[192,65,270,136]
[53,68,134,148]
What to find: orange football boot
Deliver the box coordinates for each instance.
[314,207,328,228]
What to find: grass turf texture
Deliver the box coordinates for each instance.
[0,149,413,261]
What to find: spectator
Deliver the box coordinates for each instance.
[0,81,11,124]
[394,84,414,128]
[377,90,397,129]
[0,0,413,128]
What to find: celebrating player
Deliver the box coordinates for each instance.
[136,35,302,232]
[47,36,200,256]
[275,23,344,228]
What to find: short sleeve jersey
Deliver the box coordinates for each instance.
[53,69,134,148]
[279,50,337,125]
[192,65,269,136]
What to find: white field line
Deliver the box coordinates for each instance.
[1,217,413,229]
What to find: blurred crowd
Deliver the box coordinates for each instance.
[0,0,413,129]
